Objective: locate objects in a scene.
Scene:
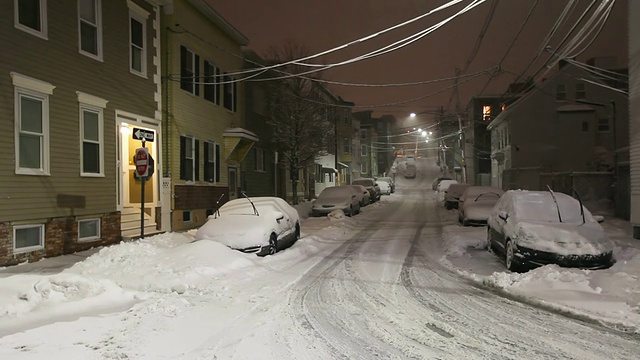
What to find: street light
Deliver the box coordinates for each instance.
[410,113,416,118]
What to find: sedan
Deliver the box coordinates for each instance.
[344,184,370,207]
[487,190,614,272]
[432,177,452,191]
[458,186,504,226]
[352,178,381,202]
[195,196,301,256]
[312,186,361,217]
[444,183,470,209]
[376,176,395,193]
[377,180,392,195]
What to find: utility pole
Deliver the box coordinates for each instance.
[458,113,467,183]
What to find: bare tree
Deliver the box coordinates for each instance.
[265,41,333,204]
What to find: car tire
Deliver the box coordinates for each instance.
[269,233,278,255]
[462,218,469,227]
[505,240,519,272]
[485,227,493,251]
[295,223,301,241]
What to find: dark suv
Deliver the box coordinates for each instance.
[352,178,381,202]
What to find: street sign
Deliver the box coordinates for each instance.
[132,127,155,142]
[134,154,155,180]
[134,147,149,177]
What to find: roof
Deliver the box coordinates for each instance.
[184,0,249,46]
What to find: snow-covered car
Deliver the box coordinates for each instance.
[487,190,614,271]
[432,176,452,191]
[437,179,458,192]
[444,183,470,209]
[312,186,361,217]
[342,185,370,207]
[458,186,504,226]
[404,163,417,179]
[195,196,301,256]
[376,176,395,193]
[377,180,392,195]
[352,178,381,202]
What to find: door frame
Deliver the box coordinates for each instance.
[228,166,238,200]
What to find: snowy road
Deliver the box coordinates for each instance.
[188,159,640,360]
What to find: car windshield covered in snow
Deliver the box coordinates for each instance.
[352,179,375,187]
[510,191,596,224]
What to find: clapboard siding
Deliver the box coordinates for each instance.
[0,0,158,221]
[163,0,246,190]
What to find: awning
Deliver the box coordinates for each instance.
[337,162,349,169]
[223,127,259,163]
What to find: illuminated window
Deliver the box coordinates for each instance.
[482,105,491,121]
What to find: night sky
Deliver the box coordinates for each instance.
[209,0,627,123]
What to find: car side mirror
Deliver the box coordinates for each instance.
[498,211,509,221]
[274,211,284,223]
[593,215,604,223]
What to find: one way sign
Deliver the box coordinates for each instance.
[132,127,155,142]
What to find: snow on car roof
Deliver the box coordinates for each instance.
[320,186,354,196]
[509,190,595,223]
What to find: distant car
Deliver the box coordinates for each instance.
[404,163,417,179]
[377,180,391,195]
[487,190,614,271]
[343,184,370,207]
[437,179,458,192]
[352,178,381,202]
[195,196,300,256]
[432,177,452,191]
[312,186,361,217]
[458,186,504,226]
[376,176,395,193]
[444,183,471,209]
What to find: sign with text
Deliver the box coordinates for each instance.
[134,147,149,177]
[132,128,155,142]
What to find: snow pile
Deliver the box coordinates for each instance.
[328,209,346,221]
[441,225,487,258]
[69,232,256,293]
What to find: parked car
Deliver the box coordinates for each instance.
[437,179,458,192]
[444,183,470,209]
[376,176,395,193]
[312,186,361,217]
[195,196,300,256]
[377,180,392,195]
[458,186,504,226]
[342,184,370,207]
[487,190,614,272]
[404,163,417,179]
[352,178,381,202]
[432,177,452,191]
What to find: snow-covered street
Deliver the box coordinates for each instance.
[1,158,640,359]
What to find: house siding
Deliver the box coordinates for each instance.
[0,0,160,265]
[630,0,640,236]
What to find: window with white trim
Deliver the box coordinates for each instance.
[204,61,220,104]
[16,91,49,175]
[129,10,146,76]
[15,0,47,39]
[183,210,192,223]
[180,136,199,181]
[80,105,104,175]
[361,144,367,156]
[78,218,100,241]
[180,46,199,95]
[361,161,367,174]
[343,138,350,154]
[14,224,44,252]
[254,148,265,172]
[575,82,586,100]
[78,0,102,59]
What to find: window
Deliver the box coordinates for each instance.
[254,148,265,172]
[597,118,610,132]
[14,224,44,253]
[223,73,237,112]
[343,138,350,154]
[582,121,589,132]
[78,218,100,241]
[129,10,147,76]
[15,0,47,39]
[80,106,103,175]
[482,105,491,121]
[360,130,367,140]
[575,82,586,99]
[361,161,367,174]
[78,0,102,59]
[204,61,220,104]
[361,144,367,156]
[204,141,219,182]
[556,84,566,100]
[183,210,192,223]
[180,136,199,181]
[180,46,199,95]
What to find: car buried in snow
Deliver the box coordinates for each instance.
[194,195,300,256]
[375,176,395,193]
[312,186,361,217]
[486,189,614,272]
[458,186,504,226]
[341,184,371,207]
[444,183,470,209]
[352,178,381,202]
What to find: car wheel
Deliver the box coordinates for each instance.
[462,218,469,227]
[505,240,518,272]
[295,223,301,240]
[445,202,451,210]
[269,233,278,255]
[348,205,353,217]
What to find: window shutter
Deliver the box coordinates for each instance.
[232,81,237,112]
[194,54,200,96]
[215,67,221,104]
[195,139,200,181]
[204,142,211,181]
[180,46,188,91]
[180,136,186,180]
[215,143,221,182]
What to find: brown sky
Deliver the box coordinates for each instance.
[208,0,627,121]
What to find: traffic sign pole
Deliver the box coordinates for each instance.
[141,139,146,239]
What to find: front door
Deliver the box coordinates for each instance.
[119,123,157,209]
[228,167,238,199]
